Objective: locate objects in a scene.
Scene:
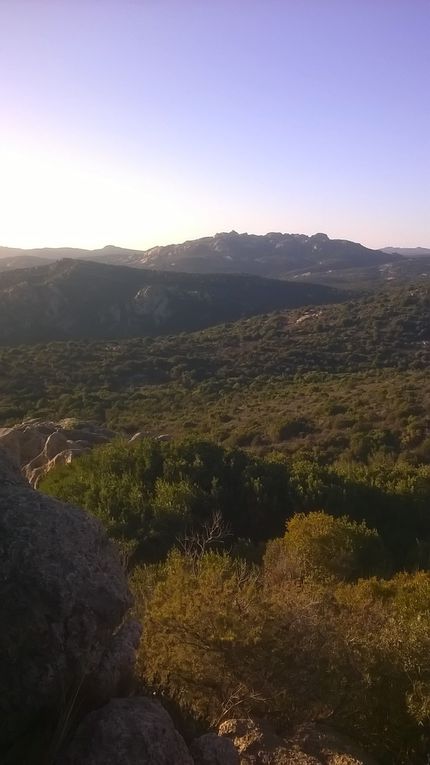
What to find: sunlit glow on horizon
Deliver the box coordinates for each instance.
[1,136,422,253]
[1,1,428,252]
[0,137,215,251]
[0,134,426,252]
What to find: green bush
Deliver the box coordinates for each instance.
[40,437,292,562]
[132,546,430,763]
[277,511,386,582]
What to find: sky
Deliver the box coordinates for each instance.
[0,0,429,251]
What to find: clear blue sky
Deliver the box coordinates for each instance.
[1,0,429,250]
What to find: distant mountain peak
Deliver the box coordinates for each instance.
[215,230,240,238]
[311,232,330,240]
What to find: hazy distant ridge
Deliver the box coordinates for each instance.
[383,246,430,258]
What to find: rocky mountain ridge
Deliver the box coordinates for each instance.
[0,232,390,276]
[1,233,429,287]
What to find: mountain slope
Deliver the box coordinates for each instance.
[0,255,53,272]
[2,281,429,397]
[0,258,343,345]
[1,282,430,463]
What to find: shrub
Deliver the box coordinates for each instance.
[133,547,430,763]
[40,437,292,562]
[276,511,386,582]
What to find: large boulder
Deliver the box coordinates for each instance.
[191,731,239,764]
[0,420,47,463]
[57,697,193,764]
[0,446,134,748]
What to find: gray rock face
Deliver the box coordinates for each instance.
[0,446,133,748]
[133,285,175,323]
[58,697,193,765]
[0,420,175,488]
[89,619,142,704]
[191,731,239,765]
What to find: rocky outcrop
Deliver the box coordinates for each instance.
[0,419,116,487]
[133,284,177,324]
[0,446,134,748]
[219,718,286,763]
[218,718,378,765]
[0,420,177,487]
[58,697,193,764]
[191,732,239,764]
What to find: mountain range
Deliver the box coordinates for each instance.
[1,232,429,288]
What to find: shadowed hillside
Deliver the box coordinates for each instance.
[0,258,343,344]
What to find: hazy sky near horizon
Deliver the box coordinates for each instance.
[1,0,429,250]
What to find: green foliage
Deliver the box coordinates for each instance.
[7,279,430,763]
[42,437,430,569]
[288,457,430,568]
[276,511,386,582]
[134,550,264,724]
[133,546,430,764]
[40,438,292,561]
[1,284,430,466]
[3,246,430,765]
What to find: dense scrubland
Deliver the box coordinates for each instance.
[41,437,430,763]
[5,278,430,762]
[3,284,430,463]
